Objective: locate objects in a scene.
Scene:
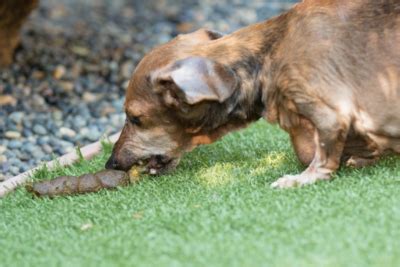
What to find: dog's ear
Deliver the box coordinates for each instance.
[177,28,224,44]
[151,56,238,107]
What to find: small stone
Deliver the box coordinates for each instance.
[0,145,6,154]
[31,95,47,110]
[42,144,53,154]
[59,127,76,138]
[32,70,45,80]
[32,125,47,135]
[9,112,24,124]
[101,106,116,116]
[72,116,87,129]
[122,80,130,90]
[176,22,195,33]
[22,128,32,137]
[60,81,74,92]
[19,153,31,161]
[59,140,74,148]
[52,110,63,121]
[0,95,17,106]
[0,174,5,182]
[121,61,134,79]
[71,46,90,56]
[8,140,22,149]
[0,155,7,164]
[31,149,45,159]
[4,131,21,139]
[1,162,10,173]
[53,65,66,79]
[19,165,29,172]
[37,136,50,146]
[10,167,20,175]
[82,92,98,103]
[22,143,37,153]
[83,127,101,142]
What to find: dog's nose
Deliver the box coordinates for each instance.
[105,154,119,170]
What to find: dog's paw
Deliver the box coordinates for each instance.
[345,156,378,168]
[271,172,330,189]
[270,175,306,189]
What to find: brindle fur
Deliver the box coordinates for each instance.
[107,0,400,188]
[0,0,38,66]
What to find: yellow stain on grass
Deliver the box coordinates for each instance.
[196,152,289,187]
[197,163,237,187]
[250,152,288,176]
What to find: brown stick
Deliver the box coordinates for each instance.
[0,132,120,198]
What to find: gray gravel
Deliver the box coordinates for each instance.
[0,0,298,181]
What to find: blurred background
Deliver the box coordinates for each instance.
[0,0,298,180]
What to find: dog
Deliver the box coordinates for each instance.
[0,0,38,66]
[105,0,400,188]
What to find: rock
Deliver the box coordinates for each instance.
[59,81,75,92]
[19,165,30,172]
[0,145,6,154]
[32,70,45,80]
[8,140,22,149]
[4,131,21,139]
[82,92,99,103]
[1,162,10,173]
[59,127,76,138]
[9,112,24,124]
[121,61,134,79]
[53,65,66,79]
[0,95,17,106]
[71,45,90,56]
[52,110,63,121]
[176,22,195,33]
[32,125,47,135]
[37,136,50,146]
[31,149,45,159]
[22,143,37,153]
[80,127,101,142]
[31,94,47,110]
[42,144,53,154]
[72,116,87,129]
[22,128,33,137]
[10,166,20,175]
[0,155,7,164]
[101,106,116,116]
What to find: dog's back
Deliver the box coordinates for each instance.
[275,0,400,136]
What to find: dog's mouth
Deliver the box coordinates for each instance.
[133,155,179,176]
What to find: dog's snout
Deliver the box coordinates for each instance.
[105,153,120,170]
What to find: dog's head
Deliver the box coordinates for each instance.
[105,29,242,174]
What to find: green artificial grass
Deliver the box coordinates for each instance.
[2,120,400,267]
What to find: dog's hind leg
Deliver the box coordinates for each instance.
[272,98,350,188]
[289,116,316,166]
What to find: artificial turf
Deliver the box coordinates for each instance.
[1,120,400,267]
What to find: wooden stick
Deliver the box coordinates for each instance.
[0,132,121,198]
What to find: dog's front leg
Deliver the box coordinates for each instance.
[271,99,350,188]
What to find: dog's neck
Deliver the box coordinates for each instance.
[189,12,291,134]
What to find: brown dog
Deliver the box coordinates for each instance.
[106,0,400,188]
[0,0,38,66]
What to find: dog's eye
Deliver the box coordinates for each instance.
[128,116,142,126]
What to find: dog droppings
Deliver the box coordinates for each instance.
[26,167,145,197]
